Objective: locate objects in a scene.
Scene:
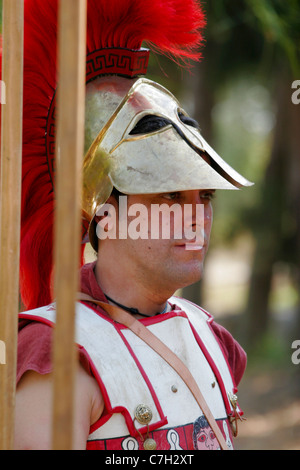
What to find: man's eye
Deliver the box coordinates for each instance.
[162,192,180,200]
[201,191,216,201]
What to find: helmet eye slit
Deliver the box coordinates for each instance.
[128,111,199,137]
[129,114,172,135]
[177,111,199,129]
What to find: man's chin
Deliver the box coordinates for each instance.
[175,261,204,290]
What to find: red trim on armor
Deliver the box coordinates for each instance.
[86,418,232,450]
[169,297,243,417]
[76,302,168,437]
[113,322,168,436]
[207,319,239,394]
[120,298,237,417]
[19,313,55,328]
[189,300,239,391]
[19,298,243,440]
[87,423,195,450]
[187,321,233,416]
[112,300,237,417]
[18,311,115,430]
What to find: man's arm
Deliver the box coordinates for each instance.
[14,364,104,450]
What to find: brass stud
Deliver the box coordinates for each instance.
[134,404,153,425]
[143,438,157,450]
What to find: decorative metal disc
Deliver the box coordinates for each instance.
[134,404,153,425]
[143,438,157,450]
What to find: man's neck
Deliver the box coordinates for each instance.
[94,256,172,317]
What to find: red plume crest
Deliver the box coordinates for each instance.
[6,0,206,310]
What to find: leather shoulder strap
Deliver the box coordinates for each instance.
[78,292,229,450]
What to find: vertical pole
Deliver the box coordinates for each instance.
[52,0,87,450]
[0,0,24,451]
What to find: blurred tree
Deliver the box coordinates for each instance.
[240,0,300,347]
[246,71,300,346]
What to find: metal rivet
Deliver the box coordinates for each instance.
[171,385,178,393]
[134,404,153,425]
[143,438,157,450]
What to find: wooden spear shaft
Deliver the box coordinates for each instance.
[0,0,24,451]
[52,0,87,450]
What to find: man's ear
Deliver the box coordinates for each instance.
[95,200,117,239]
[94,211,109,225]
[94,195,117,224]
[106,194,118,206]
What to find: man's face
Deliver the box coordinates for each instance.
[98,189,214,294]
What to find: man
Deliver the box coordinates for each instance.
[15,0,252,450]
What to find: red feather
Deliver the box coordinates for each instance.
[86,0,206,60]
[7,0,206,310]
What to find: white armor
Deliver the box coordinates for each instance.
[20,297,243,450]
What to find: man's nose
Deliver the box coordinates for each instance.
[189,190,202,205]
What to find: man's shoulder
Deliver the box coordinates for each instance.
[169,295,213,320]
[170,295,247,386]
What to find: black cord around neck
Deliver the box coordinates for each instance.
[104,294,167,317]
